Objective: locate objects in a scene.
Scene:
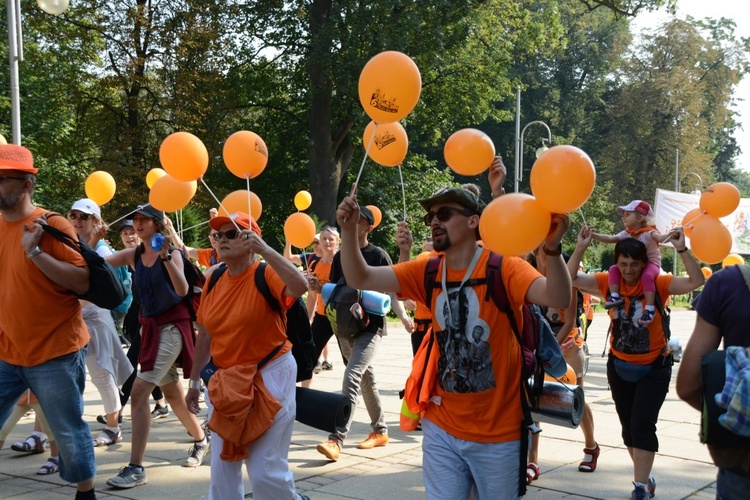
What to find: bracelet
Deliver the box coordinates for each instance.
[188,379,202,391]
[26,246,43,259]
[491,188,505,199]
[676,247,688,254]
[161,254,172,262]
[542,243,562,256]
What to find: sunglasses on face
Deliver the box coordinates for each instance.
[423,206,475,226]
[68,213,91,221]
[211,229,241,242]
[0,175,26,184]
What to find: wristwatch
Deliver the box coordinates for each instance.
[161,254,172,262]
[542,242,562,256]
[26,246,43,259]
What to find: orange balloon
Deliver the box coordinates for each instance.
[681,208,704,238]
[479,194,551,256]
[701,267,713,279]
[149,174,196,212]
[284,212,316,248]
[363,121,408,167]
[530,145,595,213]
[146,168,167,189]
[223,130,269,179]
[443,129,496,176]
[218,190,263,220]
[700,182,741,218]
[159,132,209,182]
[85,171,116,206]
[358,51,421,123]
[722,253,745,268]
[690,215,732,264]
[545,364,576,384]
[366,205,382,228]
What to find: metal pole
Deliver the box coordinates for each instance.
[673,148,679,275]
[7,0,22,144]
[514,87,521,193]
[518,121,552,187]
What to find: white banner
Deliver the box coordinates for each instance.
[653,189,750,254]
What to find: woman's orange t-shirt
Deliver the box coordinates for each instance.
[393,248,542,443]
[313,260,332,316]
[543,289,582,346]
[595,272,672,364]
[0,208,88,366]
[197,261,295,368]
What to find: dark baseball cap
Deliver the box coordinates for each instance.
[359,205,375,225]
[134,204,164,220]
[119,219,134,232]
[418,186,485,215]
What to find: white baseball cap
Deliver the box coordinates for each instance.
[70,198,101,218]
[616,200,653,218]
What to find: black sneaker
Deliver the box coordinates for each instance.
[97,412,123,426]
[638,310,655,326]
[321,360,333,371]
[151,404,169,420]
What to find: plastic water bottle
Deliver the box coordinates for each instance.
[150,233,164,251]
[669,338,682,363]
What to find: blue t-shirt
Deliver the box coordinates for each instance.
[694,265,750,348]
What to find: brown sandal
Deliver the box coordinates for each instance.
[578,443,600,472]
[526,462,540,484]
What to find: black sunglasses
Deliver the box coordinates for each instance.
[211,229,240,242]
[68,212,91,221]
[423,206,475,226]
[0,175,26,184]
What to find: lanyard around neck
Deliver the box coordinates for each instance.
[441,246,483,328]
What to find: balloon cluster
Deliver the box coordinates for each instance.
[285,190,316,248]
[683,182,740,264]
[479,145,596,256]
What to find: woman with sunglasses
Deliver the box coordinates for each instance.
[293,227,341,383]
[67,198,133,447]
[104,205,209,490]
[185,212,309,500]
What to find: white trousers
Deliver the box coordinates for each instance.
[86,353,121,415]
[205,351,300,500]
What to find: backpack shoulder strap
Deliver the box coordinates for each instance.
[204,263,228,296]
[40,212,80,252]
[423,255,443,308]
[254,262,281,315]
[485,252,511,313]
[738,265,750,291]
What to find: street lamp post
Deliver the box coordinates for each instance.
[5,0,69,145]
[679,172,704,195]
[513,88,552,192]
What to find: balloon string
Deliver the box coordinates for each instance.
[578,209,588,227]
[398,163,407,222]
[350,122,378,198]
[200,178,242,232]
[245,176,253,221]
[676,210,706,231]
[106,205,146,227]
[179,219,212,232]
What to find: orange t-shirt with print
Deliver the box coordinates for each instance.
[197,261,295,368]
[413,251,438,322]
[595,272,672,364]
[393,247,542,443]
[0,208,89,366]
[312,260,333,316]
[543,288,583,347]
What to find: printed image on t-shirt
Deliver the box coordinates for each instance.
[434,286,496,393]
[611,299,650,354]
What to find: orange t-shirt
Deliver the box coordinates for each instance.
[595,272,672,364]
[393,248,542,443]
[0,208,88,366]
[197,261,295,368]
[197,248,219,268]
[312,260,333,316]
[543,288,582,346]
[414,251,437,322]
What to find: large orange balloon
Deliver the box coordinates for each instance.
[690,215,732,264]
[159,132,209,182]
[443,129,495,176]
[479,194,551,256]
[146,168,167,189]
[545,364,576,384]
[223,130,269,179]
[701,267,713,279]
[700,182,741,218]
[722,253,745,268]
[85,171,116,206]
[681,208,704,238]
[219,190,263,220]
[366,205,382,228]
[530,145,595,213]
[358,51,421,123]
[284,212,316,248]
[149,174,196,212]
[363,121,408,167]
[294,190,312,211]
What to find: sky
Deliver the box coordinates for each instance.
[631,0,750,173]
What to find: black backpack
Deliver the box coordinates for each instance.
[324,278,370,338]
[41,213,126,310]
[206,262,316,382]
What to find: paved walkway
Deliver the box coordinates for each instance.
[0,310,719,499]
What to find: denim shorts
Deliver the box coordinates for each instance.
[0,349,96,483]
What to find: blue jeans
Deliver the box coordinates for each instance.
[717,468,750,499]
[0,349,96,483]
